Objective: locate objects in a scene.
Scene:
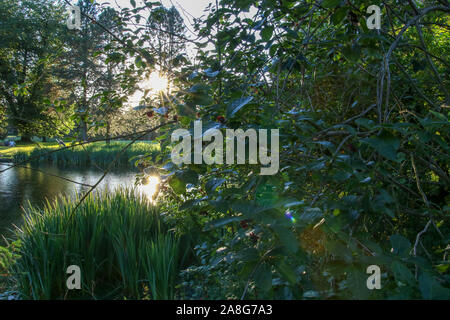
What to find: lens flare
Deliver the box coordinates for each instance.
[285,210,296,223]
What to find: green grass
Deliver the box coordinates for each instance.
[3,188,182,300]
[0,142,66,158]
[0,141,159,167]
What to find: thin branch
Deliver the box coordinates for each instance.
[411,154,429,208]
[0,163,94,188]
[413,219,432,279]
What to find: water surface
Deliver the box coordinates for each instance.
[0,163,137,241]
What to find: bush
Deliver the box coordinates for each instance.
[6,188,182,299]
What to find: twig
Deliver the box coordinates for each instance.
[411,154,429,208]
[0,163,94,188]
[413,220,432,279]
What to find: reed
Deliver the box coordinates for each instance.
[8,188,181,299]
[11,141,159,167]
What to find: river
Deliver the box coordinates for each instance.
[0,163,138,242]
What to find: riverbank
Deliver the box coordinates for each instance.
[0,141,159,166]
[0,142,69,162]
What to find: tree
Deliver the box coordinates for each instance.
[0,0,68,141]
[58,0,110,141]
[0,103,7,139]
[146,5,187,80]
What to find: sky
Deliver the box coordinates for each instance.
[74,1,257,106]
[92,0,215,106]
[97,0,214,31]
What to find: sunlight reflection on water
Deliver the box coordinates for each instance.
[140,176,160,204]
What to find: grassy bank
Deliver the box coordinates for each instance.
[0,141,159,167]
[0,142,70,159]
[1,189,184,300]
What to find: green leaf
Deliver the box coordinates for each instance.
[275,261,297,284]
[331,7,348,24]
[232,201,261,217]
[231,200,284,218]
[179,199,202,211]
[312,141,334,148]
[392,261,415,286]
[254,263,272,292]
[283,201,304,208]
[303,290,319,298]
[169,176,186,195]
[355,118,375,129]
[342,43,361,62]
[373,189,396,218]
[299,207,323,223]
[362,131,400,161]
[326,241,353,262]
[269,43,278,57]
[322,0,341,8]
[429,110,447,121]
[205,178,225,195]
[204,68,219,78]
[435,264,449,274]
[226,96,253,118]
[261,26,274,42]
[208,198,229,212]
[188,84,209,93]
[236,248,259,262]
[390,234,411,256]
[347,268,370,299]
[419,272,450,300]
[176,104,196,119]
[273,226,298,253]
[130,0,136,8]
[204,216,243,230]
[175,169,198,185]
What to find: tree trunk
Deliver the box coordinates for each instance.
[80,120,88,141]
[21,135,32,143]
[106,121,111,146]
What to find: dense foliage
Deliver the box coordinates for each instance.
[155,0,449,299]
[0,0,449,300]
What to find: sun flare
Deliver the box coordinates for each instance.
[145,72,169,93]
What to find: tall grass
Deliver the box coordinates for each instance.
[7,188,181,299]
[11,141,159,167]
